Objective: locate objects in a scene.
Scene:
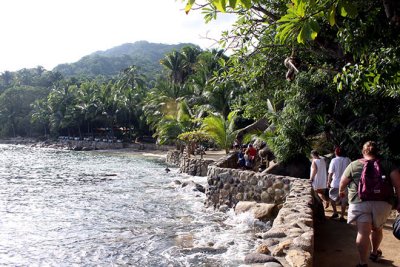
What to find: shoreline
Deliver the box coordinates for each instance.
[0,137,226,161]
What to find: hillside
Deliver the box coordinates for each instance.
[53,41,199,78]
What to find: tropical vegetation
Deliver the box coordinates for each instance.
[1,0,399,164]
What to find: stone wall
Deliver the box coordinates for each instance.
[253,179,314,267]
[166,149,315,266]
[207,160,314,267]
[166,150,214,176]
[206,166,292,209]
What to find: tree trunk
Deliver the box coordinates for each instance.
[236,117,269,144]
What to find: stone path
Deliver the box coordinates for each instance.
[314,208,400,267]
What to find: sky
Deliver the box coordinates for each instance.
[0,0,236,73]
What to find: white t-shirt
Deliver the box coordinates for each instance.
[328,156,351,188]
[311,158,327,190]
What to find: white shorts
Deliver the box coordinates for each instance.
[329,188,348,204]
[347,201,392,228]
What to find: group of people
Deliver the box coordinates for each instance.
[310,141,400,267]
[237,143,257,170]
[310,147,351,222]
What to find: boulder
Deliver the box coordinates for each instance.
[285,250,312,267]
[272,239,293,256]
[181,181,205,193]
[256,244,270,254]
[264,155,311,179]
[244,253,280,264]
[235,201,277,221]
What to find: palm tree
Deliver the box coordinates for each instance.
[160,51,185,85]
[75,81,100,136]
[116,66,148,139]
[201,111,238,154]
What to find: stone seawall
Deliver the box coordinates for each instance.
[207,163,314,267]
[166,150,214,176]
[206,165,293,209]
[166,150,315,266]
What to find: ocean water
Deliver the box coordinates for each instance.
[0,144,268,266]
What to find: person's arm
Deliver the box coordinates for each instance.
[310,160,317,183]
[390,168,400,212]
[339,175,351,198]
[327,172,333,188]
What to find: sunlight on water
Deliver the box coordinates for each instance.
[0,144,266,266]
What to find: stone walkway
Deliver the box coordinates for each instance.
[314,208,400,267]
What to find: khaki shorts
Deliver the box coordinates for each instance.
[329,188,348,204]
[347,201,392,228]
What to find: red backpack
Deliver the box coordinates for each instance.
[358,159,394,201]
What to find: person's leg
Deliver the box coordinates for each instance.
[369,201,392,260]
[370,227,383,255]
[330,199,338,218]
[340,201,346,219]
[316,190,329,208]
[356,222,372,265]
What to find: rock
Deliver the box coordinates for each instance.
[236,193,243,201]
[258,230,287,239]
[293,231,313,252]
[194,183,205,193]
[235,201,277,221]
[181,181,205,193]
[252,203,278,221]
[264,155,311,179]
[285,250,312,267]
[219,205,229,212]
[272,239,293,256]
[244,253,280,264]
[263,262,283,267]
[234,201,256,213]
[273,181,284,189]
[256,244,270,254]
[218,172,231,179]
[262,239,279,247]
[261,191,271,202]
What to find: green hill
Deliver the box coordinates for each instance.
[53,41,199,78]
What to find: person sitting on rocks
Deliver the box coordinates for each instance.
[247,144,257,160]
[237,145,246,169]
[244,149,253,169]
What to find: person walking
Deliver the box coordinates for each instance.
[339,141,400,267]
[328,146,351,222]
[310,150,329,209]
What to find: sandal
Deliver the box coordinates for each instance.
[369,249,382,262]
[330,213,339,219]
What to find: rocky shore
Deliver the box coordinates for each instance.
[0,137,174,153]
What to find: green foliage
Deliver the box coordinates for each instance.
[0,86,48,137]
[53,41,199,80]
[178,130,209,143]
[201,111,238,153]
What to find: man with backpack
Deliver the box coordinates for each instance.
[339,141,400,267]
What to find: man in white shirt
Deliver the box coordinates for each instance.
[328,147,351,221]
